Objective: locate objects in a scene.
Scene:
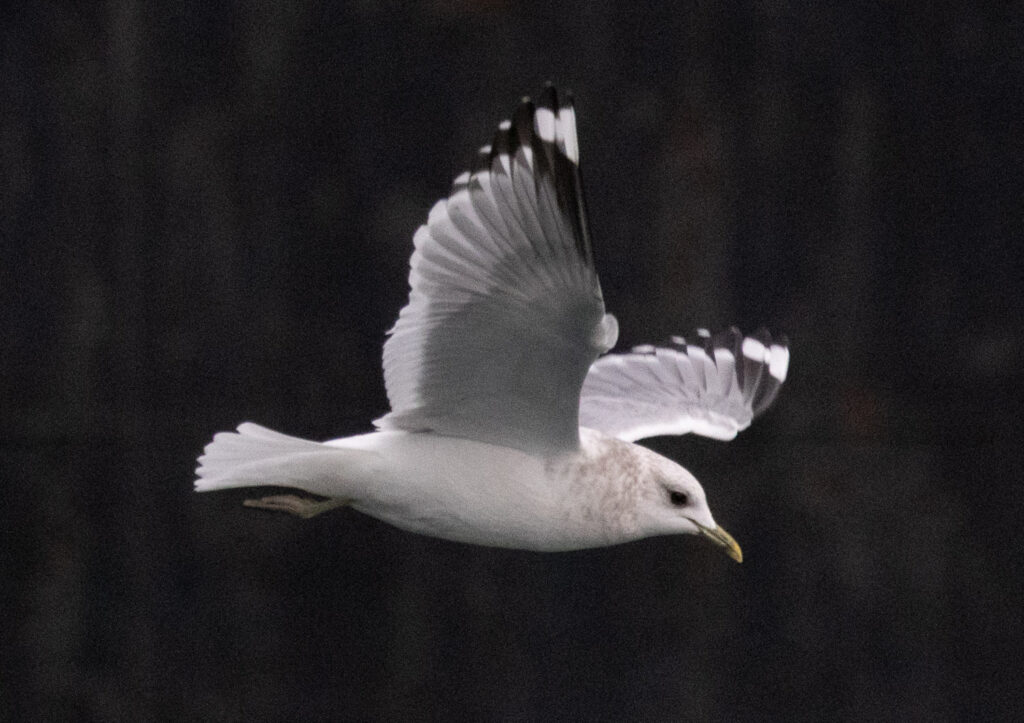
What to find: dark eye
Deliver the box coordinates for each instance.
[668,491,688,507]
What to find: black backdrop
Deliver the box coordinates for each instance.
[4,2,1022,719]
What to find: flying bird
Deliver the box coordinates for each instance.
[195,86,789,561]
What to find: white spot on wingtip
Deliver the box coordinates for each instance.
[556,106,579,163]
[499,119,511,131]
[534,107,556,142]
[741,337,766,361]
[768,345,790,380]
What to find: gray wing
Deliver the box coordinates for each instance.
[375,87,618,454]
[579,328,789,442]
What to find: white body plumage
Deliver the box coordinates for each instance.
[195,86,787,561]
[196,424,715,552]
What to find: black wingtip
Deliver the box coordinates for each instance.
[539,82,575,109]
[672,326,789,417]
[462,85,595,269]
[745,328,789,416]
[512,98,535,142]
[538,84,558,112]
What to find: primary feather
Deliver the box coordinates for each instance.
[375,87,616,454]
[579,328,790,442]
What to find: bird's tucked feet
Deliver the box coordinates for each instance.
[243,494,347,519]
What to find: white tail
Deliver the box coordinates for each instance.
[194,422,376,497]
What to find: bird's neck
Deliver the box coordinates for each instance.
[545,430,650,545]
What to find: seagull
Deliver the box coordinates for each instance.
[195,86,789,561]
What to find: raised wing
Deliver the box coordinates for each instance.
[375,87,618,454]
[579,328,789,442]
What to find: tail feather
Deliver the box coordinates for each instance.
[194,422,375,497]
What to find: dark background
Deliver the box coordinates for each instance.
[4,2,1022,719]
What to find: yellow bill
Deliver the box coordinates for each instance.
[698,523,743,563]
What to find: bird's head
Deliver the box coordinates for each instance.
[636,453,742,563]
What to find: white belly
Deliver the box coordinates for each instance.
[324,431,579,550]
